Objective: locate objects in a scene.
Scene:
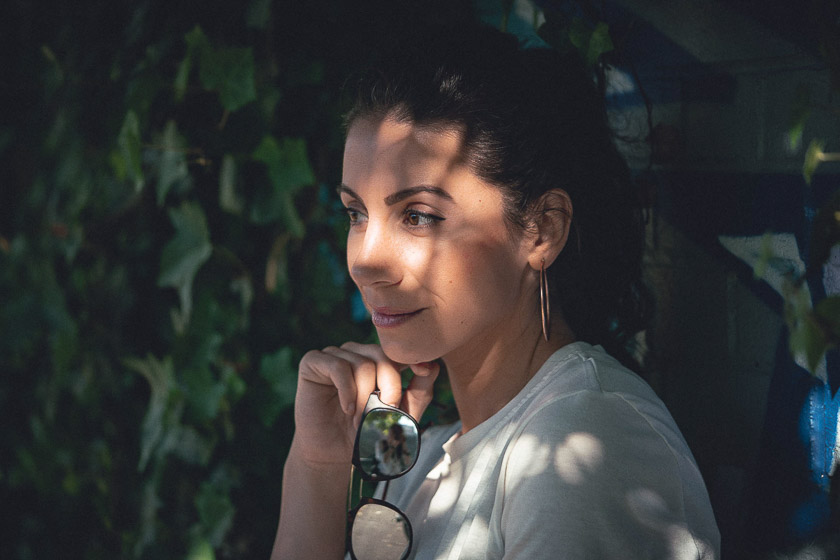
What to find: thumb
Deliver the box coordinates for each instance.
[401,361,440,422]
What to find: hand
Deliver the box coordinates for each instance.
[290,342,440,467]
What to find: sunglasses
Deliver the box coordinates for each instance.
[347,392,421,560]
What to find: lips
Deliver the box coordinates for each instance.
[370,307,423,328]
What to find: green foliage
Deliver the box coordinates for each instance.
[788,85,811,152]
[256,347,298,428]
[755,240,839,377]
[158,202,214,332]
[250,136,313,235]
[803,139,826,185]
[538,10,613,67]
[569,20,614,67]
[780,26,840,380]
[1,1,411,558]
[177,25,257,111]
[152,121,191,206]
[783,278,828,374]
[115,110,145,191]
[125,354,178,471]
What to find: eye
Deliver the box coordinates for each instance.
[403,208,443,228]
[343,207,367,227]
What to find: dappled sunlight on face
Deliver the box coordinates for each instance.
[553,432,605,484]
[341,116,534,366]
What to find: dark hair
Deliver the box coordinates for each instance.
[345,24,650,363]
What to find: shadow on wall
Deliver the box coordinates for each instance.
[643,172,840,559]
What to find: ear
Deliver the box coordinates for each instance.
[526,189,572,271]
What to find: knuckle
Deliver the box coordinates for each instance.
[299,349,323,367]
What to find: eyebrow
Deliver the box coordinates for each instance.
[337,184,454,206]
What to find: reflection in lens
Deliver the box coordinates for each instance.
[351,503,411,560]
[358,410,419,479]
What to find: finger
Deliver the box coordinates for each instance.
[402,361,440,422]
[408,361,438,377]
[298,349,359,416]
[321,346,377,417]
[340,342,404,408]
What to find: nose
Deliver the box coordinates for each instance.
[348,221,400,287]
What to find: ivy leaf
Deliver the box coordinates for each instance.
[219,154,244,215]
[803,139,824,185]
[783,279,828,375]
[788,85,811,152]
[186,538,215,560]
[157,202,213,331]
[587,22,614,66]
[253,136,315,194]
[199,45,256,111]
[194,479,235,547]
[115,110,144,191]
[174,26,210,101]
[221,361,247,403]
[168,425,215,466]
[567,18,589,54]
[179,25,256,111]
[250,136,314,236]
[125,354,178,471]
[154,120,189,206]
[256,347,297,427]
[753,232,775,280]
[815,296,840,341]
[182,364,226,422]
[568,19,613,66]
[788,311,828,374]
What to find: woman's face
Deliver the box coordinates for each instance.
[341,116,537,366]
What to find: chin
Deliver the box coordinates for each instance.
[378,337,438,366]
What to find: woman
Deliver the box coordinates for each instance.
[272,24,720,559]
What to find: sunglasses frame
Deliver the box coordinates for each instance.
[346,496,414,560]
[346,392,420,560]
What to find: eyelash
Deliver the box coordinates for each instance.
[343,207,363,226]
[341,207,444,229]
[402,208,444,228]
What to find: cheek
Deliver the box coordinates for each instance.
[435,240,524,311]
[345,236,360,286]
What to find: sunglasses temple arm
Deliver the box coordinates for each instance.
[382,478,391,502]
[348,464,355,509]
[348,468,392,506]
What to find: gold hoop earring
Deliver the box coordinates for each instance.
[539,258,550,342]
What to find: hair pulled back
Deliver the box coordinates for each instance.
[345,23,649,362]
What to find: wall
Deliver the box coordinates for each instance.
[607,2,840,555]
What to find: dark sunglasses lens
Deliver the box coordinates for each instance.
[351,502,412,560]
[357,409,419,479]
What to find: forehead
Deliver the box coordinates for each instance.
[342,116,467,185]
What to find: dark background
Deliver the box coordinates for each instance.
[1,1,838,558]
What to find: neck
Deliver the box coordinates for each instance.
[443,316,575,433]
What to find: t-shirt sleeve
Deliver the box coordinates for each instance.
[496,390,718,559]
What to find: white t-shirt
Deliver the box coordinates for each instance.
[383,342,720,559]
